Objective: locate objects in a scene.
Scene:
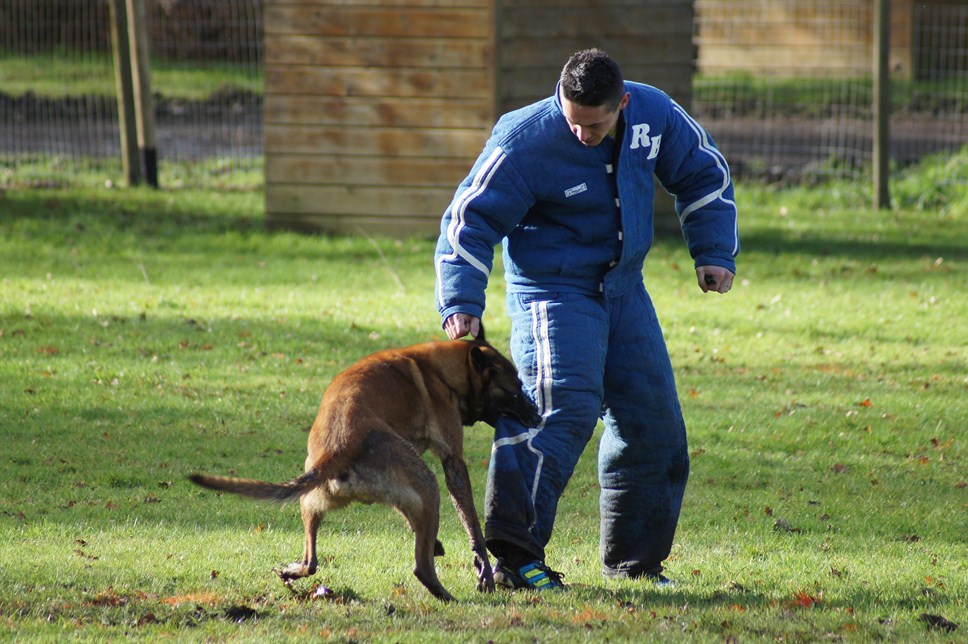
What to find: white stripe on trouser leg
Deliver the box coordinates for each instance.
[529,300,552,502]
[490,300,551,504]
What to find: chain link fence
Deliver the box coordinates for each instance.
[0,0,964,189]
[694,0,967,183]
[0,0,262,190]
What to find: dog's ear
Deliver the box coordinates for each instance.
[470,345,485,370]
[469,345,492,373]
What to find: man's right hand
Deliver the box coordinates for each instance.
[443,313,481,340]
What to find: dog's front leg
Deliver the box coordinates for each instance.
[441,456,495,592]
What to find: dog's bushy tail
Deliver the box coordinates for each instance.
[189,468,320,503]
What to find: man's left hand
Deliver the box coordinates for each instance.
[696,266,735,294]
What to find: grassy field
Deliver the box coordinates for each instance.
[0,52,261,100]
[1,153,965,641]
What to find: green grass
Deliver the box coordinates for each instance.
[1,155,264,191]
[1,151,965,640]
[695,72,968,117]
[0,51,262,99]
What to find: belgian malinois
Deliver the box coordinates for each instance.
[189,327,540,602]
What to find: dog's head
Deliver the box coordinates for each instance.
[467,328,542,429]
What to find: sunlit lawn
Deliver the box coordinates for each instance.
[0,152,964,640]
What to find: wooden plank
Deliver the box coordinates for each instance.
[499,6,692,38]
[265,95,490,129]
[264,124,487,158]
[269,193,678,239]
[499,36,695,68]
[265,154,473,188]
[505,0,689,6]
[265,35,490,68]
[266,5,489,38]
[499,64,692,103]
[266,184,456,217]
[266,212,443,238]
[266,66,491,99]
[269,0,489,8]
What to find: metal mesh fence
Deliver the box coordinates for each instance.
[0,1,964,189]
[0,0,263,190]
[694,0,968,183]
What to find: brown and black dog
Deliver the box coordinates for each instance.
[189,327,540,602]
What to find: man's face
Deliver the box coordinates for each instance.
[560,90,630,147]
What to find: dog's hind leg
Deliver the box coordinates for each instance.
[404,485,456,602]
[275,488,327,583]
[359,431,457,602]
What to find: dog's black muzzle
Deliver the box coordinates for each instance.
[505,396,542,428]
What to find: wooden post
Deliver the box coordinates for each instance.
[126,0,159,188]
[873,0,891,209]
[109,0,141,186]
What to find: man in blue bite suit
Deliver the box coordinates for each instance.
[434,49,739,590]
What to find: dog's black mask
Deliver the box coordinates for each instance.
[469,339,542,429]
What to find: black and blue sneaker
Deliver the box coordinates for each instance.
[643,572,675,588]
[494,560,565,591]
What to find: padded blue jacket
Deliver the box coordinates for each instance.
[435,81,739,323]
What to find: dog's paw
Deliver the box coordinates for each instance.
[274,562,313,582]
[477,570,496,593]
[475,557,495,592]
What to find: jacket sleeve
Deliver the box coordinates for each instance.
[434,141,534,325]
[654,99,740,273]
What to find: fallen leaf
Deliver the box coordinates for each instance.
[790,592,817,608]
[137,613,158,626]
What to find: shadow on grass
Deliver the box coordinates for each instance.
[739,227,966,264]
[0,188,440,289]
[6,186,966,265]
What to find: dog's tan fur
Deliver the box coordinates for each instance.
[190,329,540,602]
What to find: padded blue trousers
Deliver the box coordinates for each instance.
[484,283,690,577]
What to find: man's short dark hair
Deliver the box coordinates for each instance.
[560,49,625,109]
